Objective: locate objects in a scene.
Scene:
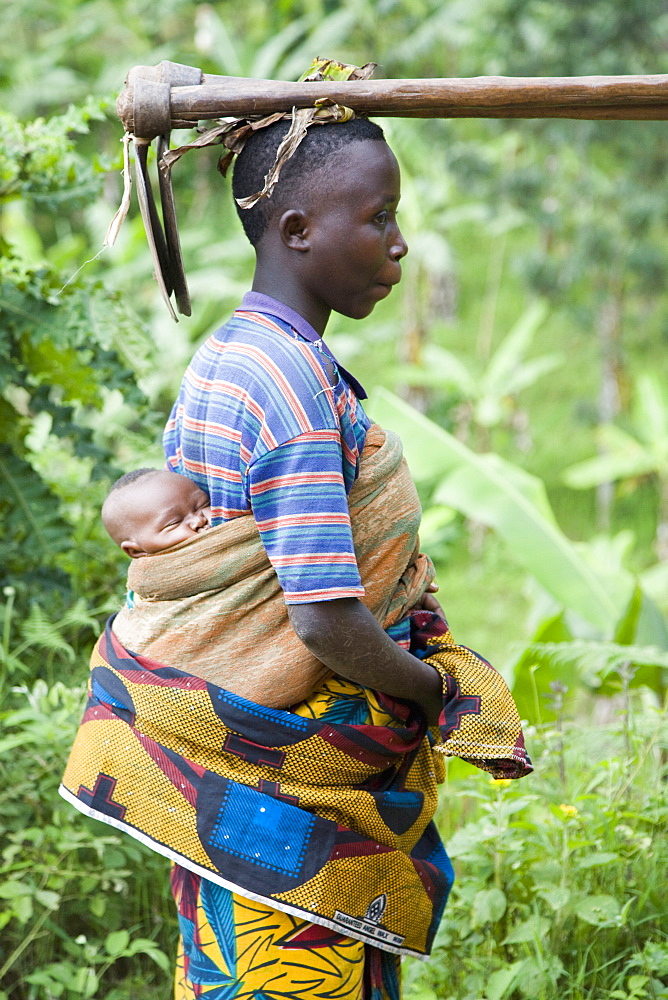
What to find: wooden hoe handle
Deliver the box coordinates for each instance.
[115,61,668,319]
[117,60,668,139]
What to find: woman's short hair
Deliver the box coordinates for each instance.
[231,117,386,246]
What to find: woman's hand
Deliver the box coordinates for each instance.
[287,598,442,724]
[414,581,446,619]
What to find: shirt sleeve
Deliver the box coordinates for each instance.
[248,431,365,604]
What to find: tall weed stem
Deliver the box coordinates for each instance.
[617,659,636,759]
[549,680,568,785]
[1,585,16,700]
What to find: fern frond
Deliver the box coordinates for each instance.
[0,447,71,571]
[17,604,76,662]
[57,598,100,633]
[527,640,668,678]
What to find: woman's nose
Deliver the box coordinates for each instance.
[389,227,408,261]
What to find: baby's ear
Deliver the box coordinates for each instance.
[278,209,310,251]
[121,540,146,559]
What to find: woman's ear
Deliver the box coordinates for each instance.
[278,209,310,251]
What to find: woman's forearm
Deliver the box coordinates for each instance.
[287,597,442,723]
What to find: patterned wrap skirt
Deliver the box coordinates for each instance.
[60,429,531,997]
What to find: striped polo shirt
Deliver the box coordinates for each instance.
[163,293,371,604]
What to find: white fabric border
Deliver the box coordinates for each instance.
[58,783,429,960]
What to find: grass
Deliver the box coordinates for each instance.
[404,701,668,1000]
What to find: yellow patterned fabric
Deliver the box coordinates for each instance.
[60,631,449,959]
[60,612,530,962]
[419,617,531,774]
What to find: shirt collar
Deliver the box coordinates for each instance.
[238,291,367,400]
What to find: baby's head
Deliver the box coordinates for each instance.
[102,468,212,558]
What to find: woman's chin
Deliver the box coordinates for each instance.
[340,287,393,320]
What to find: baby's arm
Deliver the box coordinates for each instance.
[288,598,442,723]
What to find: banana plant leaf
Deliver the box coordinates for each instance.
[562,424,657,489]
[504,611,573,724]
[369,388,632,633]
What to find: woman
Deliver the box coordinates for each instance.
[62,115,530,1000]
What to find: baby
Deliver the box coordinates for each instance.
[102,467,212,557]
[100,464,334,704]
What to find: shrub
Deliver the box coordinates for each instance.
[0,679,174,999]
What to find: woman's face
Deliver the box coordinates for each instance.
[296,140,408,320]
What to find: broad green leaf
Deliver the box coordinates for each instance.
[634,590,668,651]
[404,344,476,394]
[0,879,31,899]
[500,354,562,399]
[537,887,570,910]
[485,961,526,1000]
[516,954,565,997]
[105,928,130,956]
[23,970,65,997]
[573,894,621,926]
[529,639,668,673]
[575,851,619,868]
[524,639,668,691]
[9,893,33,923]
[0,733,34,754]
[370,388,626,632]
[126,939,171,971]
[34,889,60,910]
[635,374,668,454]
[471,887,507,926]
[251,17,311,80]
[19,339,100,407]
[72,967,98,998]
[562,428,656,490]
[640,561,668,605]
[481,300,549,394]
[505,612,573,717]
[502,915,551,944]
[615,584,644,645]
[435,451,556,522]
[280,9,357,81]
[387,343,475,394]
[607,584,668,691]
[418,504,457,558]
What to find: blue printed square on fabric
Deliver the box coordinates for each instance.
[209,784,315,876]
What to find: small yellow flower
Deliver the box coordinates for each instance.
[489,778,512,787]
[558,803,578,817]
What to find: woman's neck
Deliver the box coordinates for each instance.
[251,266,330,337]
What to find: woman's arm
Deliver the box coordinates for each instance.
[287,597,442,724]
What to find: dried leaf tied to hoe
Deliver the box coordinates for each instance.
[105,58,376,320]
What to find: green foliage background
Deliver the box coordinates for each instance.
[0,1,667,997]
